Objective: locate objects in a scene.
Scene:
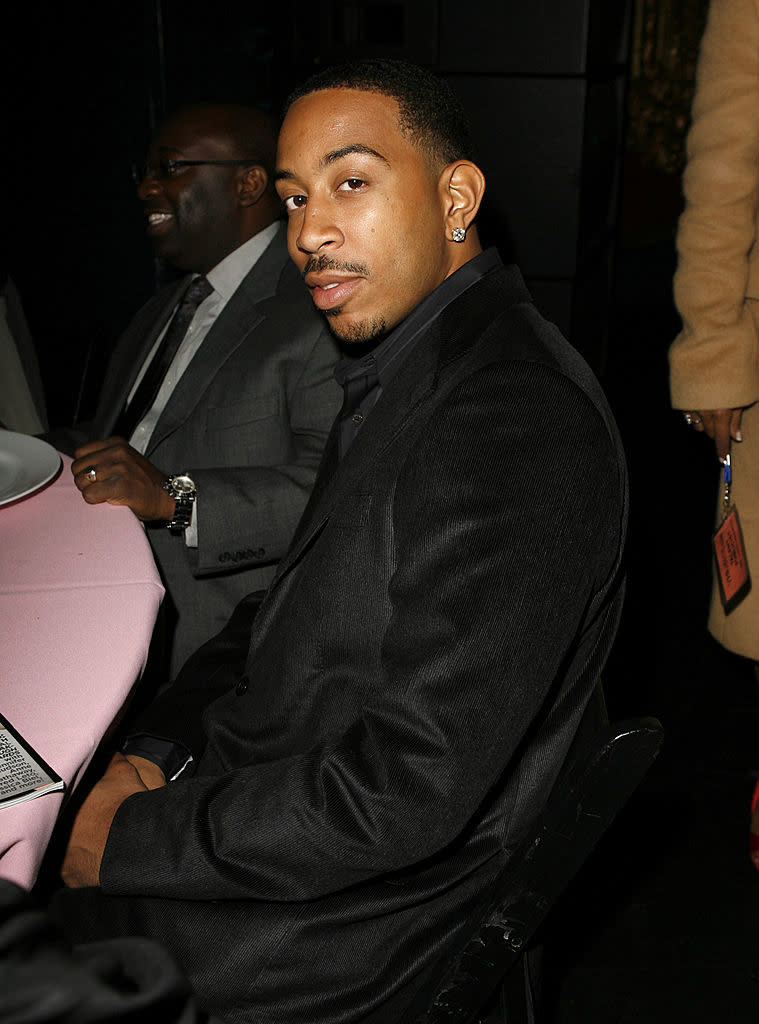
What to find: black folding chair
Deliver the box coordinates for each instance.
[408,717,664,1024]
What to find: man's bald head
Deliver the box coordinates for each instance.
[137,103,281,273]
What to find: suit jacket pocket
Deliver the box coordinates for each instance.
[282,493,372,580]
[206,393,280,431]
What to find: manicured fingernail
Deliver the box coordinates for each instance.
[736,430,743,441]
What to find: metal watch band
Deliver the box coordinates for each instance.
[163,475,197,532]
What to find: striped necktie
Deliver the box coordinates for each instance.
[114,275,213,439]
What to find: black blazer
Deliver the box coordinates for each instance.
[54,259,628,1024]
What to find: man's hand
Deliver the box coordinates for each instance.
[682,407,745,461]
[71,438,175,521]
[60,752,164,888]
[124,754,167,791]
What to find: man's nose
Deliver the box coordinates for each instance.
[295,200,343,255]
[136,171,163,201]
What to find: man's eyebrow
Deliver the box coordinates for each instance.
[274,143,389,182]
[323,144,389,167]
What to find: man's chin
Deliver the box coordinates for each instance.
[325,309,388,346]
[151,240,178,266]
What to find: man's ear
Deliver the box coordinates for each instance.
[237,165,269,206]
[439,160,486,237]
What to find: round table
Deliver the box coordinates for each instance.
[0,452,164,889]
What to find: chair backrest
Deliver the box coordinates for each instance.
[0,275,48,433]
[408,717,663,1024]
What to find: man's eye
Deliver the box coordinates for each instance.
[282,195,307,212]
[163,160,182,177]
[338,178,366,192]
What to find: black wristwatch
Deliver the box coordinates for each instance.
[163,473,197,532]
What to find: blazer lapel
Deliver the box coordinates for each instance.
[268,321,442,590]
[243,320,444,667]
[146,226,289,455]
[95,278,188,438]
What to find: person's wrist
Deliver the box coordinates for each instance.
[158,489,176,521]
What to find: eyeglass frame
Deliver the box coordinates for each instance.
[131,158,261,186]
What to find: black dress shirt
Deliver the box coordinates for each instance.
[333,247,502,459]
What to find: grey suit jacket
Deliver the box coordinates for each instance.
[55,259,628,1024]
[91,224,341,675]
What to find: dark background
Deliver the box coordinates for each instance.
[4,1,758,1018]
[1,0,630,426]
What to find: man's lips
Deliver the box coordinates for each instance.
[306,275,362,312]
[145,211,174,236]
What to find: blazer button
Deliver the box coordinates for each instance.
[236,675,249,696]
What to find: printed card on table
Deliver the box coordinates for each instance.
[0,713,64,809]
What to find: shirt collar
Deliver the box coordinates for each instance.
[205,220,282,301]
[335,247,502,389]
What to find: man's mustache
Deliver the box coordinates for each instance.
[302,255,370,277]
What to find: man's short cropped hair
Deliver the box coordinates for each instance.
[284,58,473,169]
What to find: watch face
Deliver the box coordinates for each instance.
[172,475,195,494]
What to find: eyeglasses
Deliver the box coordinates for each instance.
[131,158,258,186]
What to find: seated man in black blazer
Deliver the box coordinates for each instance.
[52,60,628,1024]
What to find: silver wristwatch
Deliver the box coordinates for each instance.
[163,473,197,532]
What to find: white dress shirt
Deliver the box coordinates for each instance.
[126,221,281,544]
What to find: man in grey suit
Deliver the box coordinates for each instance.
[55,63,627,1023]
[68,104,340,676]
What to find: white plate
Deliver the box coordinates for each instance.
[0,432,62,508]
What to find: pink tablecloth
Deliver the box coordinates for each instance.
[0,453,164,889]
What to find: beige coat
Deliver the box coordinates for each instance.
[671,0,759,659]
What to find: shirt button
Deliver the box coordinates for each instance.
[352,411,364,424]
[236,675,249,696]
